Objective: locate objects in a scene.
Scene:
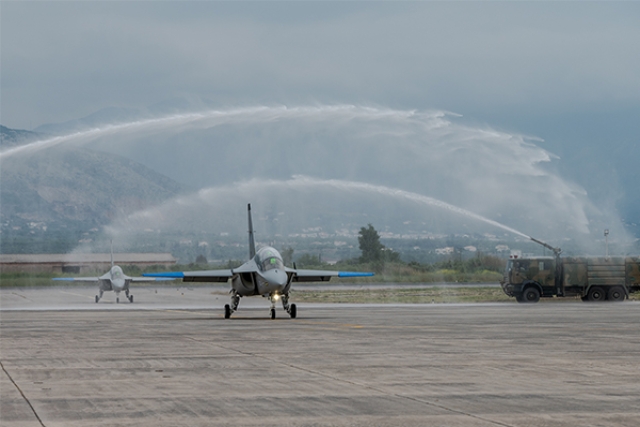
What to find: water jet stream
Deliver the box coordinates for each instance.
[0,105,435,159]
[290,176,532,239]
[118,176,532,240]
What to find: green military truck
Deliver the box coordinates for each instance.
[501,255,640,303]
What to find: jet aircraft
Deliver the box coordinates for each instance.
[144,204,374,319]
[53,243,173,303]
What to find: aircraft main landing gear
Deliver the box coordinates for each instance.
[126,290,133,303]
[95,289,103,303]
[281,293,297,319]
[224,291,240,319]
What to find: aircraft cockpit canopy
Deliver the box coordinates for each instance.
[256,247,284,272]
[111,266,124,279]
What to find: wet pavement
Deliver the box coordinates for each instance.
[1,287,639,426]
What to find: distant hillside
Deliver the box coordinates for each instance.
[32,97,216,136]
[33,107,145,136]
[0,125,46,149]
[0,140,187,253]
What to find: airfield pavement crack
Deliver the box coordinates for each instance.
[1,360,46,427]
[183,335,516,427]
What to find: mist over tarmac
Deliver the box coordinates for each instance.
[3,104,631,252]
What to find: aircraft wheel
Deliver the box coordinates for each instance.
[289,304,297,319]
[270,308,276,320]
[95,295,99,303]
[129,295,134,303]
[224,304,231,319]
[116,297,119,304]
[588,286,605,302]
[607,286,625,302]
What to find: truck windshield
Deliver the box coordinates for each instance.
[507,260,530,276]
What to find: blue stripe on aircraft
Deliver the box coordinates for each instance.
[338,272,374,277]
[143,272,185,278]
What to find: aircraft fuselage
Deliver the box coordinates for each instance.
[231,246,290,297]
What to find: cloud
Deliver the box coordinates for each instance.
[2,2,639,128]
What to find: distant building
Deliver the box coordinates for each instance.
[0,253,176,274]
[435,247,455,255]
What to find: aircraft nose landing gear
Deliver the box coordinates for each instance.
[269,293,279,319]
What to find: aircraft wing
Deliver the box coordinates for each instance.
[53,277,100,282]
[288,268,374,283]
[129,277,176,282]
[143,269,234,283]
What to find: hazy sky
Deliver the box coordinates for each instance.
[2,1,639,130]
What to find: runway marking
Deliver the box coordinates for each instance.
[10,292,32,301]
[295,319,438,331]
[58,290,94,300]
[297,320,365,329]
[162,309,211,316]
[1,360,46,427]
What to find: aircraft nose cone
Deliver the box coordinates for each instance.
[265,269,288,287]
[112,279,125,292]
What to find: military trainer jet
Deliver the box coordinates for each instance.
[144,204,374,319]
[53,243,173,303]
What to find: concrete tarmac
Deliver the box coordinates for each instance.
[1,287,639,426]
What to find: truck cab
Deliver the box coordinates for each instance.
[501,256,557,303]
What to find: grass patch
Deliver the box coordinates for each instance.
[292,286,513,304]
[0,272,59,287]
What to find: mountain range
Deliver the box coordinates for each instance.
[1,125,186,253]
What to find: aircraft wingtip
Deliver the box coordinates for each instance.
[338,272,375,278]
[143,272,185,278]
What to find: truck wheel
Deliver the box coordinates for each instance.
[522,287,540,303]
[587,286,605,302]
[607,286,625,302]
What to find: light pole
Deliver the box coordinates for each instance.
[604,229,609,258]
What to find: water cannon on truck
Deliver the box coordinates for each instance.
[500,236,640,303]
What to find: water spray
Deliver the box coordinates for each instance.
[2,103,605,247]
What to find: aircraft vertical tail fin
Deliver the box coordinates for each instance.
[110,239,114,268]
[248,204,256,259]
